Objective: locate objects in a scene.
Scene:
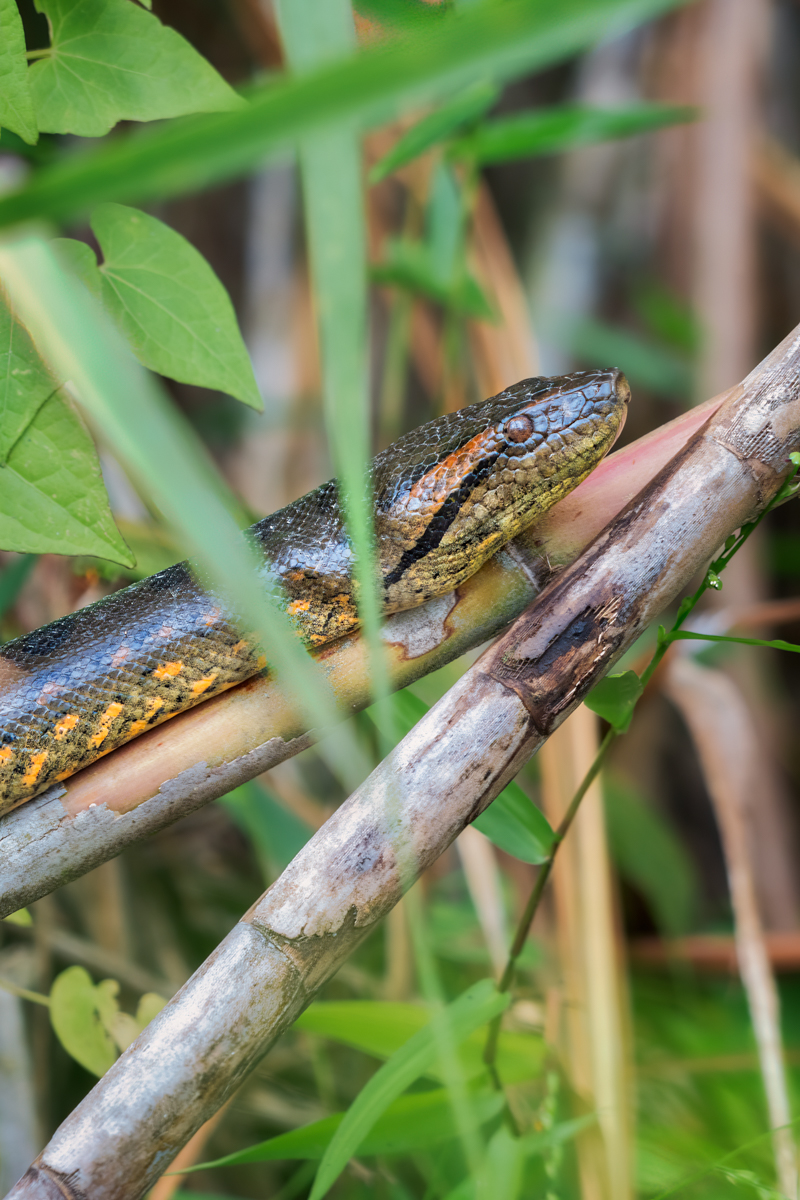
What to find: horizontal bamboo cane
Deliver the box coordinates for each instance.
[0,395,718,917]
[9,326,800,1200]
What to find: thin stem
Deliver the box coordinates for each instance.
[0,976,50,1006]
[25,48,51,60]
[483,727,617,1070]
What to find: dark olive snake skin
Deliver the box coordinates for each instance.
[0,369,629,813]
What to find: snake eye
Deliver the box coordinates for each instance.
[505,414,534,443]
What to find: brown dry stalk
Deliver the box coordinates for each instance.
[0,395,721,918]
[7,325,800,1200]
[664,657,798,1197]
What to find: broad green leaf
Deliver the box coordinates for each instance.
[370,80,499,182]
[0,389,135,563]
[0,285,60,464]
[3,907,32,926]
[584,669,643,732]
[604,776,696,935]
[450,101,697,164]
[309,981,509,1200]
[426,159,463,286]
[0,0,38,144]
[0,0,692,228]
[29,0,243,138]
[50,966,117,1077]
[186,1088,505,1170]
[77,205,261,408]
[294,997,543,1084]
[473,783,554,864]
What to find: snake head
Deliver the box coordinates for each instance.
[377,368,630,609]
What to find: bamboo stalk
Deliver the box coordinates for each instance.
[8,324,800,1200]
[665,657,798,1197]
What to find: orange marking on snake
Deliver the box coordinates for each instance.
[54,713,79,740]
[128,696,165,737]
[231,640,248,655]
[408,429,495,503]
[153,661,183,680]
[204,608,221,626]
[287,599,311,616]
[88,702,125,749]
[191,673,218,697]
[22,750,48,788]
[0,747,13,766]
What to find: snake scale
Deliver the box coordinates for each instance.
[0,369,629,814]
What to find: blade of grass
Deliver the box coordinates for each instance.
[308,979,508,1200]
[276,0,392,756]
[0,235,370,790]
[0,0,689,229]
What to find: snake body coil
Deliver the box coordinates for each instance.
[0,370,629,813]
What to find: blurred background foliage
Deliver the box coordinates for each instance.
[3,0,800,1197]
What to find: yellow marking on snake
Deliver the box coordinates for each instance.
[191,673,218,697]
[22,750,48,788]
[88,702,125,749]
[55,713,79,740]
[153,661,184,680]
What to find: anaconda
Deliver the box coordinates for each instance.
[0,369,629,813]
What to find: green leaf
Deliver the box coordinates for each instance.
[29,0,243,138]
[585,670,643,732]
[669,631,800,654]
[220,780,313,880]
[372,238,493,318]
[80,205,261,408]
[0,0,38,144]
[309,981,509,1200]
[0,553,36,619]
[0,285,61,464]
[0,0,693,228]
[0,389,135,564]
[604,776,696,935]
[370,79,499,182]
[294,997,542,1085]
[450,101,697,164]
[567,317,693,400]
[50,966,118,1077]
[53,237,103,299]
[185,1087,505,1171]
[473,783,554,864]
[3,906,32,926]
[135,992,167,1028]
